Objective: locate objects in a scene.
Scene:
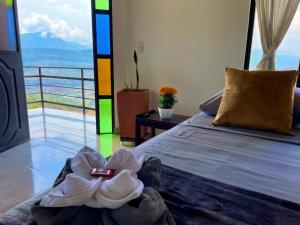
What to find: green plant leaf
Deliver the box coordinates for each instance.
[159,94,177,108]
[124,78,130,90]
[134,51,138,65]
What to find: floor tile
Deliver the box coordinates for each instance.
[0,108,131,213]
[0,158,54,212]
[31,152,75,177]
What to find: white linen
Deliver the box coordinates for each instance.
[40,148,144,209]
[256,0,299,70]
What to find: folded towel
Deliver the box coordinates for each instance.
[32,147,176,225]
[40,148,144,209]
[33,187,175,225]
[138,157,162,190]
[111,187,168,225]
[71,148,144,179]
[70,147,107,180]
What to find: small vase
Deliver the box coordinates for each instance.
[158,107,174,119]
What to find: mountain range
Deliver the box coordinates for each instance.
[20,32,93,67]
[20,32,298,69]
[20,32,92,50]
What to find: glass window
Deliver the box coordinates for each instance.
[96,14,110,55]
[97,58,111,96]
[95,0,109,10]
[99,99,112,133]
[0,0,17,51]
[249,6,300,70]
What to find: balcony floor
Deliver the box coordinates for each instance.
[0,108,127,213]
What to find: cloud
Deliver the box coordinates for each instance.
[56,3,90,14]
[19,12,91,44]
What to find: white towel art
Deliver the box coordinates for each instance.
[40,148,144,209]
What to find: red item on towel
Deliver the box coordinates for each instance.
[90,168,115,178]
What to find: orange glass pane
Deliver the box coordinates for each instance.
[97,58,111,96]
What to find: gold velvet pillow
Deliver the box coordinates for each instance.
[212,68,299,134]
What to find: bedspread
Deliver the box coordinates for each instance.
[134,112,300,204]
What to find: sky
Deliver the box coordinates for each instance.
[251,6,300,57]
[17,0,92,45]
[16,0,299,56]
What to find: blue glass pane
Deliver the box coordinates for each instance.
[96,14,110,55]
[0,1,17,51]
[7,6,16,50]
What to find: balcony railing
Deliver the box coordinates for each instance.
[24,66,96,115]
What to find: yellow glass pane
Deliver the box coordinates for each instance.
[97,58,111,96]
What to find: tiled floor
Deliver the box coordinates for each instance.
[0,108,127,213]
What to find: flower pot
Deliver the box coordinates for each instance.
[158,107,174,119]
[117,89,149,139]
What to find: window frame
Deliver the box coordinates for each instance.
[244,0,300,78]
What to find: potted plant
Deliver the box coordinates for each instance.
[117,51,149,140]
[158,86,177,119]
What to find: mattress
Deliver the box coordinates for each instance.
[134,112,300,204]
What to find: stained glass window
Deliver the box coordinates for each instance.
[97,134,113,157]
[0,0,17,51]
[95,0,109,10]
[97,58,111,96]
[93,0,113,134]
[96,14,110,55]
[99,99,112,133]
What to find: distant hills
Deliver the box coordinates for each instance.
[20,32,298,69]
[250,49,299,70]
[20,32,92,50]
[22,48,94,68]
[20,32,93,67]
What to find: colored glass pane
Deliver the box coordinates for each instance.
[95,0,109,10]
[0,0,17,51]
[96,14,110,55]
[99,99,112,133]
[97,134,113,157]
[97,58,111,96]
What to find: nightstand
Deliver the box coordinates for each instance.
[135,110,190,146]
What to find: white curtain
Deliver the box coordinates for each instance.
[256,0,300,70]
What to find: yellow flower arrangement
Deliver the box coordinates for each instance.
[160,86,177,96]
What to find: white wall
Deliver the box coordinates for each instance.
[112,0,129,127]
[113,0,251,125]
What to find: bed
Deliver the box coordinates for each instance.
[1,112,300,225]
[135,112,300,204]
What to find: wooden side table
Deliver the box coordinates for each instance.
[135,110,190,146]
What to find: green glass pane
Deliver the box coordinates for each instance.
[95,0,109,10]
[2,0,13,6]
[97,134,113,157]
[99,99,112,133]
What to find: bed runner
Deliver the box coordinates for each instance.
[161,164,300,225]
[1,158,299,225]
